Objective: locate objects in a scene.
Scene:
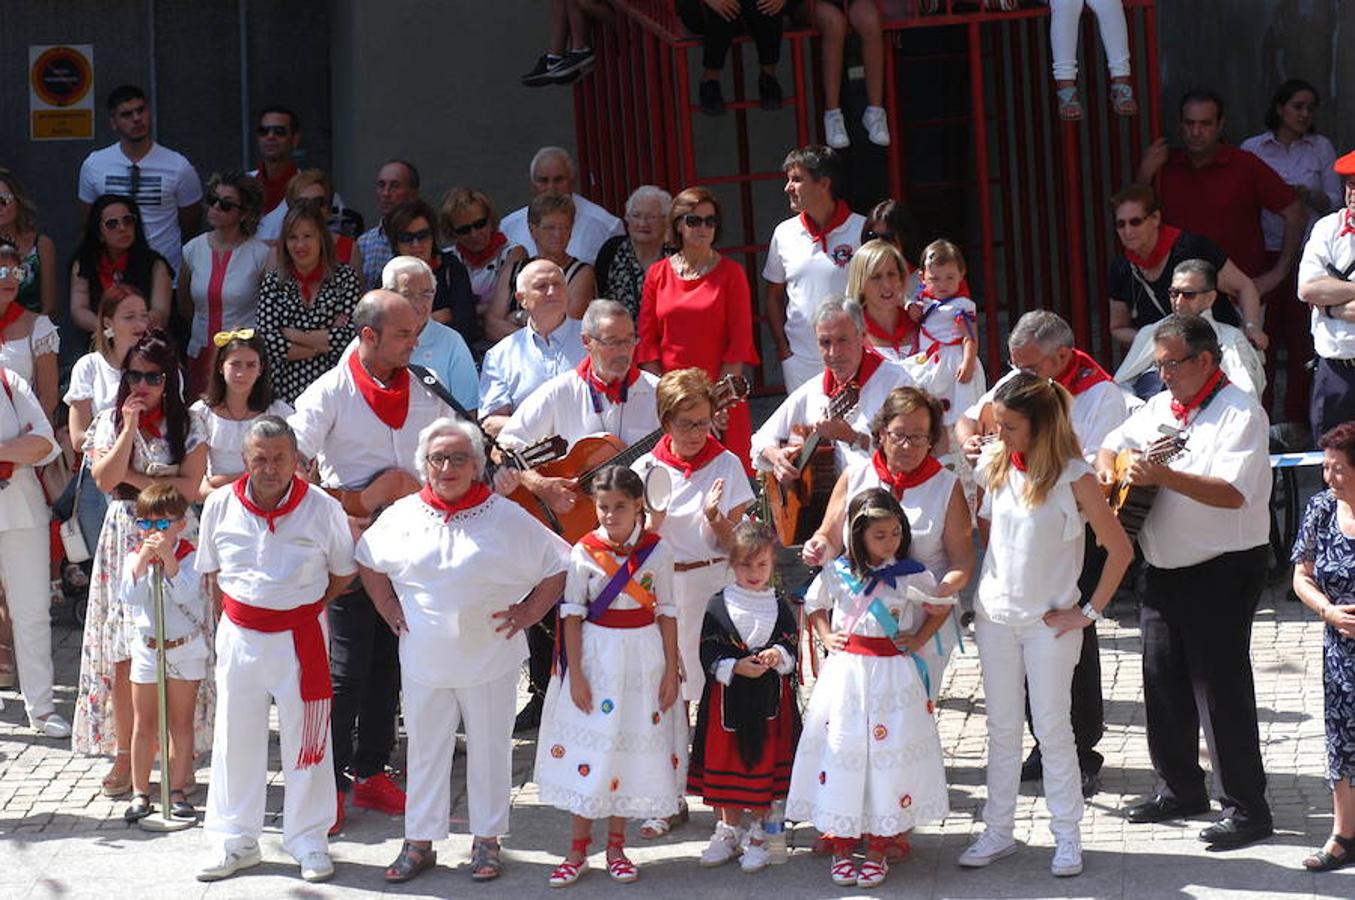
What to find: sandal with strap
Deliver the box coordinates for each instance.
[1111,81,1139,117]
[169,789,196,820]
[1056,86,1084,122]
[857,857,889,888]
[123,792,152,823]
[385,841,437,884]
[548,837,591,888]
[830,856,858,886]
[1304,833,1355,872]
[102,750,132,798]
[639,801,688,839]
[605,831,638,883]
[470,838,503,882]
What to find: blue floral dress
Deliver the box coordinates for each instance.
[1292,490,1355,786]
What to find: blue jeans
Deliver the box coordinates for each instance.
[75,462,109,551]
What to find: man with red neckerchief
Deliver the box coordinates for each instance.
[197,416,357,884]
[1097,313,1273,850]
[764,146,867,390]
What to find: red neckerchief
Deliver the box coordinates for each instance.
[864,308,916,354]
[872,449,941,499]
[97,252,128,292]
[174,539,194,561]
[800,199,852,252]
[1170,368,1229,424]
[652,433,724,478]
[256,161,297,213]
[461,231,508,269]
[823,345,886,398]
[1053,348,1114,396]
[335,234,355,266]
[293,264,325,302]
[1125,224,1181,270]
[419,481,491,522]
[580,528,660,558]
[577,357,640,406]
[232,475,310,532]
[0,301,26,337]
[1010,452,1029,472]
[137,404,164,439]
[347,351,410,429]
[1340,210,1355,237]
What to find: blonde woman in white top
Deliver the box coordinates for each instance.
[959,372,1131,878]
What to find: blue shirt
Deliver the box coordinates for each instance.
[412,321,480,413]
[478,317,586,416]
[356,226,393,292]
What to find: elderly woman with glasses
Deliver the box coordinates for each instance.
[383,200,480,352]
[594,185,674,321]
[356,417,570,885]
[486,194,596,340]
[69,193,172,339]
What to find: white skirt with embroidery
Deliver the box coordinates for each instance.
[902,343,987,426]
[785,651,949,837]
[533,619,685,819]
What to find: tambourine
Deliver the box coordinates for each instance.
[643,465,671,515]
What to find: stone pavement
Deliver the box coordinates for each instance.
[3,576,1353,898]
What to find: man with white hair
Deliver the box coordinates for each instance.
[500,147,623,265]
[478,259,586,438]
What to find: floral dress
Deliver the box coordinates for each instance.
[1292,489,1355,786]
[71,408,213,756]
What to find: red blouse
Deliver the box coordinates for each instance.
[637,256,759,375]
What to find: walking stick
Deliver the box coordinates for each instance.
[140,560,193,833]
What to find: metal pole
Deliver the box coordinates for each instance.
[139,563,192,832]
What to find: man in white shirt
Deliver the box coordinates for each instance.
[500,147,623,265]
[354,160,421,290]
[957,310,1131,796]
[478,259,586,437]
[763,146,867,389]
[78,85,202,276]
[1116,259,1266,401]
[1297,149,1355,441]
[197,417,356,884]
[1097,314,1273,849]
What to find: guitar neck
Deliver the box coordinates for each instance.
[579,426,665,490]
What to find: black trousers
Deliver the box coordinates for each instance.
[1141,546,1271,825]
[329,584,401,790]
[1026,527,1107,772]
[1311,356,1355,443]
[526,604,558,701]
[676,0,789,69]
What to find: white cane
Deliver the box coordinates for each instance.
[140,560,193,833]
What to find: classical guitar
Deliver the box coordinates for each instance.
[509,374,750,541]
[760,384,861,547]
[1103,426,1187,541]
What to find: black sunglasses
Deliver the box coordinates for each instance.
[452,216,490,236]
[102,213,138,231]
[1114,215,1149,229]
[1167,288,1210,299]
[125,369,166,386]
[397,228,433,244]
[257,124,291,137]
[206,195,241,212]
[863,230,896,243]
[681,214,719,229]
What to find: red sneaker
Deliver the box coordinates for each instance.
[329,791,345,836]
[352,773,406,815]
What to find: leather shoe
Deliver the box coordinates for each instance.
[1199,816,1273,847]
[1019,749,1042,782]
[1125,794,1210,824]
[513,694,544,734]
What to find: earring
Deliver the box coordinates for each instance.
[103,327,115,341]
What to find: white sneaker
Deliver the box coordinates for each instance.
[700,821,741,867]
[30,712,71,739]
[197,844,262,881]
[1050,837,1083,877]
[299,850,335,883]
[740,826,770,872]
[958,831,1018,868]
[824,109,850,149]
[863,106,890,146]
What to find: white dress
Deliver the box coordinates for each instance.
[533,527,685,820]
[0,315,58,383]
[190,399,295,480]
[785,559,949,837]
[903,295,986,424]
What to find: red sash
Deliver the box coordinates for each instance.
[136,405,165,440]
[651,433,723,478]
[1124,225,1181,270]
[577,357,640,405]
[97,252,128,292]
[256,161,297,213]
[461,231,508,269]
[843,634,901,657]
[418,482,491,522]
[1011,451,1029,472]
[801,199,852,253]
[293,264,325,302]
[1171,368,1229,424]
[233,475,309,532]
[864,309,916,354]
[1340,210,1355,238]
[0,300,26,336]
[872,450,941,500]
[348,351,410,429]
[1053,348,1113,396]
[823,345,886,397]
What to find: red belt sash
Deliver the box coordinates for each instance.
[222,594,330,768]
[591,606,656,629]
[843,634,902,657]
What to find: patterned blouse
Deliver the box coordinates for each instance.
[256,263,362,404]
[595,234,673,321]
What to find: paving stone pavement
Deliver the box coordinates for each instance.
[3,574,1354,898]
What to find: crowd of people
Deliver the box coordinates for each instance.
[0,23,1352,890]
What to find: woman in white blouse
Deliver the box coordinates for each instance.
[0,243,58,420]
[191,330,292,494]
[958,372,1130,878]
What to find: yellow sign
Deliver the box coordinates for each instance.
[29,44,95,141]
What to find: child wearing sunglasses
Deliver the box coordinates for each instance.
[120,483,211,823]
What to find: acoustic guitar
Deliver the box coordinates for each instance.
[508,374,750,541]
[1103,427,1187,541]
[760,384,861,547]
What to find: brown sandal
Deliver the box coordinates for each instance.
[385,840,437,883]
[470,838,502,882]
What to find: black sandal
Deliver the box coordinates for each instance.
[123,793,152,823]
[1303,833,1355,872]
[470,838,502,882]
[385,841,437,883]
[169,789,196,819]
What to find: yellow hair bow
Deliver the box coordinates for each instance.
[213,328,256,347]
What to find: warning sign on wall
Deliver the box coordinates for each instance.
[30,44,95,140]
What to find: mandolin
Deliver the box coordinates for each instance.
[760,384,861,547]
[1103,426,1187,541]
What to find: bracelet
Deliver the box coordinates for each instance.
[1244,321,1258,330]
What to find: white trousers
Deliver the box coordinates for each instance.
[673,565,731,703]
[780,353,822,393]
[1,526,55,719]
[975,615,1084,842]
[1049,0,1131,79]
[204,617,336,860]
[403,669,517,841]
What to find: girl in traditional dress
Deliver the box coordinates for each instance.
[904,240,985,426]
[689,521,800,873]
[535,465,682,887]
[786,488,949,889]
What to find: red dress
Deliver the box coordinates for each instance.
[637,257,759,473]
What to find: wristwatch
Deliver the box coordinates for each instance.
[1079,602,1103,622]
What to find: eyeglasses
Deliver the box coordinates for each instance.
[102,213,138,231]
[401,287,437,302]
[883,430,931,446]
[0,265,29,282]
[206,195,241,212]
[0,194,13,207]
[1153,353,1199,374]
[671,417,713,433]
[863,230,896,243]
[586,335,638,349]
[451,216,489,236]
[257,124,291,137]
[396,228,433,244]
[1167,287,1211,300]
[681,214,719,229]
[627,212,662,223]
[426,452,474,469]
[1114,215,1148,229]
[125,369,166,386]
[135,517,179,531]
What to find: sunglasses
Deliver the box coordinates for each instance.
[863,230,896,243]
[397,228,433,244]
[206,195,241,212]
[135,517,179,531]
[452,216,490,236]
[102,213,138,231]
[681,214,719,229]
[1114,215,1149,229]
[0,194,13,207]
[0,265,28,282]
[257,124,291,137]
[1167,288,1210,300]
[125,369,166,386]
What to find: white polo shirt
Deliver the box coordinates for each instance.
[762,210,867,361]
[1298,208,1355,360]
[498,366,660,450]
[501,193,624,266]
[78,142,202,274]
